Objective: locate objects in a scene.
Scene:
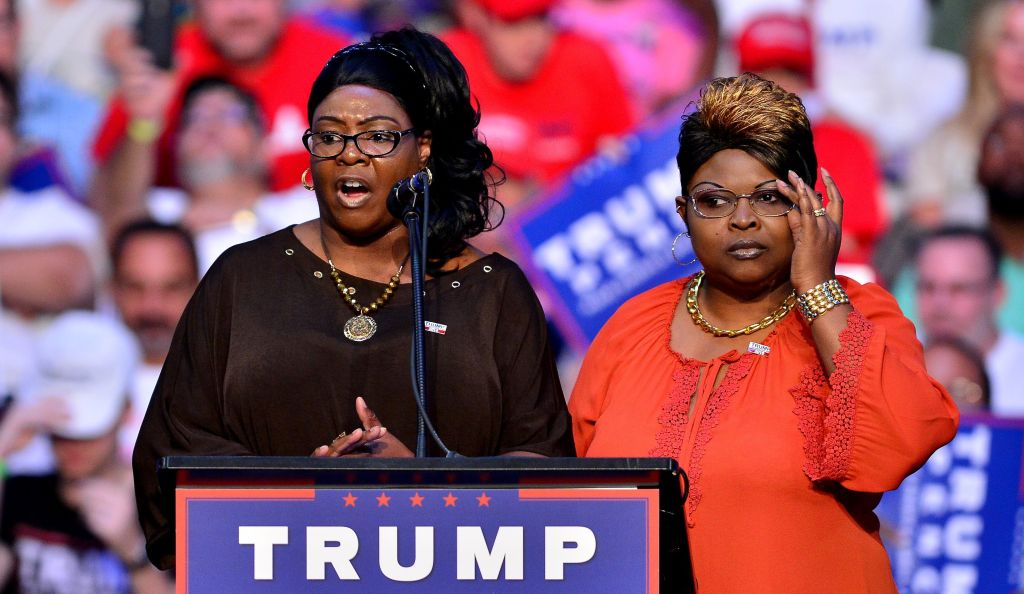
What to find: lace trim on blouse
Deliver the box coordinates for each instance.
[650,278,784,525]
[791,310,874,482]
[650,359,703,459]
[682,355,755,525]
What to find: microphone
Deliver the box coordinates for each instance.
[387,170,432,219]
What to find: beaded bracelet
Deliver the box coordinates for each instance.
[796,278,850,323]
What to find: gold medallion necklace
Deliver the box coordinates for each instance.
[319,230,406,342]
[686,270,796,338]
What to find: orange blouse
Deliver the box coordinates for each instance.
[570,276,959,592]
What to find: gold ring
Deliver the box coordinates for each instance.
[812,208,826,217]
[333,432,347,442]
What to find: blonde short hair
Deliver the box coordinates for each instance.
[676,73,816,193]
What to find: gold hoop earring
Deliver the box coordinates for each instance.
[672,231,698,267]
[301,168,314,191]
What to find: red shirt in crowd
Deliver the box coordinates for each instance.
[93,20,347,191]
[442,28,635,184]
[812,118,885,266]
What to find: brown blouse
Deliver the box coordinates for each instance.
[133,227,574,568]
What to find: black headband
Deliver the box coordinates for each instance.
[329,42,427,92]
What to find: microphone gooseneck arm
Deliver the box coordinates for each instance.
[397,171,458,458]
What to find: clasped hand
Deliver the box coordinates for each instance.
[778,168,844,294]
[311,397,414,458]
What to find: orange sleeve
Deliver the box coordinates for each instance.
[792,281,960,492]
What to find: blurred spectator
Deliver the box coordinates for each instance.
[0,70,103,463]
[977,102,1024,336]
[735,12,885,279]
[0,0,86,196]
[102,76,318,270]
[17,0,137,194]
[295,0,439,38]
[553,0,714,121]
[813,0,966,168]
[442,0,635,208]
[915,225,1024,416]
[0,0,14,78]
[923,336,991,414]
[903,0,1024,227]
[110,220,198,461]
[0,311,173,592]
[90,0,347,212]
[296,0,376,38]
[712,0,799,38]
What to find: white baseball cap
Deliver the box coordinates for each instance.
[23,311,140,439]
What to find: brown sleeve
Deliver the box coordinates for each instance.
[493,265,575,457]
[131,253,251,570]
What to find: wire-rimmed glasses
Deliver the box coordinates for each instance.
[686,187,798,218]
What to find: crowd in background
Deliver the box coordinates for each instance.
[0,0,1020,590]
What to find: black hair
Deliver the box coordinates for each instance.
[676,74,816,194]
[916,225,1003,282]
[180,75,265,132]
[306,27,503,272]
[0,70,17,127]
[111,219,200,280]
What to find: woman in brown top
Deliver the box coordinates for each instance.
[133,28,574,569]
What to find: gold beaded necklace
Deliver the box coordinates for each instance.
[686,270,796,338]
[319,230,407,342]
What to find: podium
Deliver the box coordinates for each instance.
[160,456,692,593]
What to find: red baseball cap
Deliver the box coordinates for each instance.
[736,13,815,84]
[473,0,556,21]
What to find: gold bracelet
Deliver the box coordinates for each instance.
[796,278,850,323]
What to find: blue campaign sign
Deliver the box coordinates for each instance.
[513,105,701,351]
[177,487,658,592]
[875,416,1024,592]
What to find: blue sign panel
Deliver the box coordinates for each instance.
[875,416,1024,592]
[513,106,700,351]
[178,487,658,592]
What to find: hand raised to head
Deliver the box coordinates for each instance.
[780,168,844,293]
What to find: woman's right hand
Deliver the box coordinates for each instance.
[310,397,414,458]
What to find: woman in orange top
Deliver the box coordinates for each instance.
[569,74,959,592]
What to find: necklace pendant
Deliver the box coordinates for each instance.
[344,314,377,342]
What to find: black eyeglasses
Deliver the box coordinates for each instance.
[302,128,416,159]
[686,187,798,219]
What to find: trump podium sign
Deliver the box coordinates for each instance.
[161,457,691,593]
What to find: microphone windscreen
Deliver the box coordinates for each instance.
[387,177,415,220]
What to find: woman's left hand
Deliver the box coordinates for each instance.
[780,168,844,293]
[310,397,414,458]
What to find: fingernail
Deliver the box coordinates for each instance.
[777,179,789,188]
[821,167,832,179]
